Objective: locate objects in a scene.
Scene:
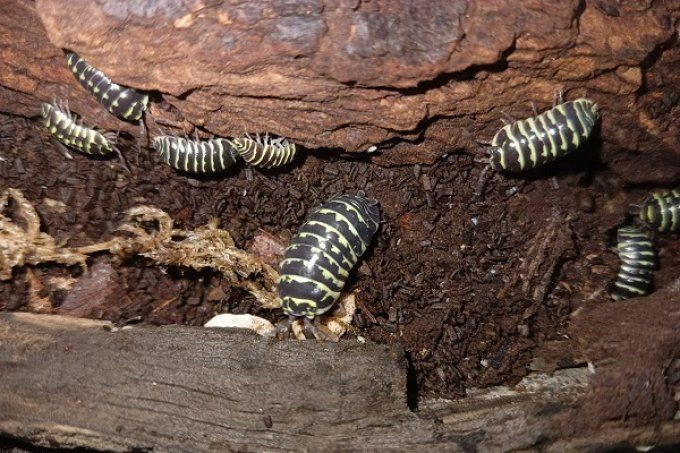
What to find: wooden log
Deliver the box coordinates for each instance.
[0,312,407,451]
[1,312,678,451]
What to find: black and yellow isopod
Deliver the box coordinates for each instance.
[277,195,380,338]
[229,133,297,169]
[66,52,149,122]
[490,98,599,172]
[639,189,680,232]
[152,135,241,174]
[611,226,655,301]
[41,101,119,157]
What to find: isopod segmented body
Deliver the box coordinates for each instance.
[152,136,241,174]
[279,195,380,320]
[640,189,680,232]
[611,226,655,301]
[41,102,118,156]
[66,52,149,122]
[490,98,599,172]
[229,134,297,169]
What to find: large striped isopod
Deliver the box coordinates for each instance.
[152,135,241,174]
[229,134,297,169]
[490,98,599,172]
[611,226,655,301]
[66,52,149,122]
[41,101,119,157]
[277,195,380,336]
[639,189,680,232]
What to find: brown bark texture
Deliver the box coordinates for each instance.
[0,0,676,176]
[0,311,678,452]
[1,1,680,451]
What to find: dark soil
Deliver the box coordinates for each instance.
[1,114,678,400]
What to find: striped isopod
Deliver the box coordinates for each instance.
[66,52,149,122]
[277,195,380,336]
[611,226,655,301]
[41,101,119,157]
[229,134,297,169]
[152,135,241,174]
[640,189,680,232]
[490,98,599,172]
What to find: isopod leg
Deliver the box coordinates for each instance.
[473,164,492,201]
[303,317,337,342]
[58,98,72,119]
[550,176,560,190]
[499,110,516,124]
[53,139,73,160]
[553,90,564,107]
[137,119,146,162]
[113,146,131,173]
[531,101,538,117]
[275,315,295,339]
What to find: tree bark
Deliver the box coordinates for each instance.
[1,312,679,452]
[1,1,679,450]
[0,0,677,176]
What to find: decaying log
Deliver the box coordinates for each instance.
[565,277,680,437]
[0,313,406,452]
[0,0,677,177]
[1,311,679,452]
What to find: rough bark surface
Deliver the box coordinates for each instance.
[0,313,406,452]
[565,277,680,436]
[0,1,679,450]
[1,312,679,452]
[0,0,677,175]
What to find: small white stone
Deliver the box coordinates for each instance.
[204,314,276,337]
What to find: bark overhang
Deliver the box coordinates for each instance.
[0,1,678,175]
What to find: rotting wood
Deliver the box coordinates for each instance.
[495,208,575,307]
[1,1,678,173]
[1,312,678,452]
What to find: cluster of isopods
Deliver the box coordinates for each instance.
[40,50,677,338]
[485,96,677,302]
[610,189,679,301]
[42,52,299,175]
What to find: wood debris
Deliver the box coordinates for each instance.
[0,188,279,309]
